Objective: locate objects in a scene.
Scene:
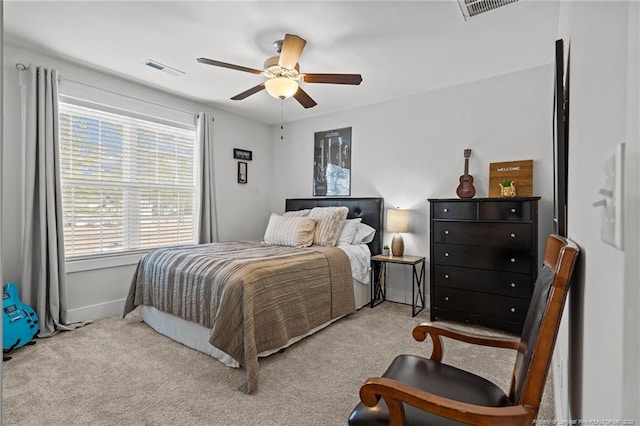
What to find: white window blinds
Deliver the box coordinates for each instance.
[59,102,197,258]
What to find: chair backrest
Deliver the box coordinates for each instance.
[509,234,579,410]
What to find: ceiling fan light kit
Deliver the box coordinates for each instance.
[265,77,299,99]
[197,33,362,108]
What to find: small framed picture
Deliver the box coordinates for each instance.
[237,161,248,184]
[233,148,252,161]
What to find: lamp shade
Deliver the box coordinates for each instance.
[264,77,299,99]
[386,209,409,233]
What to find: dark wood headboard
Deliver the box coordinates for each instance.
[285,197,384,255]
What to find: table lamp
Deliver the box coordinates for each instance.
[386,208,409,257]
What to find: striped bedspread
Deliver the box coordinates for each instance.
[123,241,355,393]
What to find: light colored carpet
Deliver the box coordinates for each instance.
[2,302,553,425]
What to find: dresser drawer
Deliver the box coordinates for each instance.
[432,222,532,249]
[433,265,532,298]
[432,287,530,322]
[478,201,531,221]
[432,243,532,274]
[432,202,476,220]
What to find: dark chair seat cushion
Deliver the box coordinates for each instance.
[348,354,513,426]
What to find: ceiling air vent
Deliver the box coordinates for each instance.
[457,0,519,20]
[145,59,185,77]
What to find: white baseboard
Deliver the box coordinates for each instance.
[65,298,126,323]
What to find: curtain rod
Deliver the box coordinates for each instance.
[15,62,210,120]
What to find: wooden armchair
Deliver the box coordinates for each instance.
[348,234,579,426]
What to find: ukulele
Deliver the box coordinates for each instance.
[456,149,476,198]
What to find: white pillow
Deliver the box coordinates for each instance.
[308,206,349,247]
[336,218,362,246]
[283,209,311,217]
[352,222,376,245]
[263,213,316,247]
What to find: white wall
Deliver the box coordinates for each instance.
[1,42,273,321]
[555,0,640,422]
[270,65,556,304]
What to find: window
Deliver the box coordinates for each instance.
[59,102,197,258]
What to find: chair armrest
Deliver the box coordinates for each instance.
[412,322,521,362]
[360,377,536,426]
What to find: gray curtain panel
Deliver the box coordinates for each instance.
[20,65,87,336]
[196,112,218,244]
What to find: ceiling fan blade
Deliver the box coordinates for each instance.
[278,34,307,70]
[293,87,317,109]
[302,73,363,85]
[231,83,266,100]
[197,58,263,75]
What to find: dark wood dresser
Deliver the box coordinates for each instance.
[428,197,540,333]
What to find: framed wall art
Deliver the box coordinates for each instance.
[233,148,252,161]
[313,126,351,196]
[238,161,248,184]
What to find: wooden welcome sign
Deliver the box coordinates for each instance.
[488,159,533,197]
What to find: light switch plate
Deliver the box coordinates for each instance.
[600,142,625,249]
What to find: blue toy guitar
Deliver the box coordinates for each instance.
[3,282,39,358]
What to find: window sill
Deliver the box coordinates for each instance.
[66,251,146,273]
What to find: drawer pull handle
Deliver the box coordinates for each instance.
[443,208,449,213]
[510,258,516,263]
[444,252,450,257]
[510,208,517,213]
[444,230,449,235]
[510,233,516,238]
[510,282,516,288]
[445,296,449,301]
[510,307,516,313]
[444,274,449,279]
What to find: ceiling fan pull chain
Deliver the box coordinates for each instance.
[280,100,285,141]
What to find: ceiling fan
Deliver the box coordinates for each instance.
[197,34,363,109]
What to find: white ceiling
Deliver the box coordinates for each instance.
[4,1,559,125]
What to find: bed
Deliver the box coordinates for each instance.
[123,197,383,393]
